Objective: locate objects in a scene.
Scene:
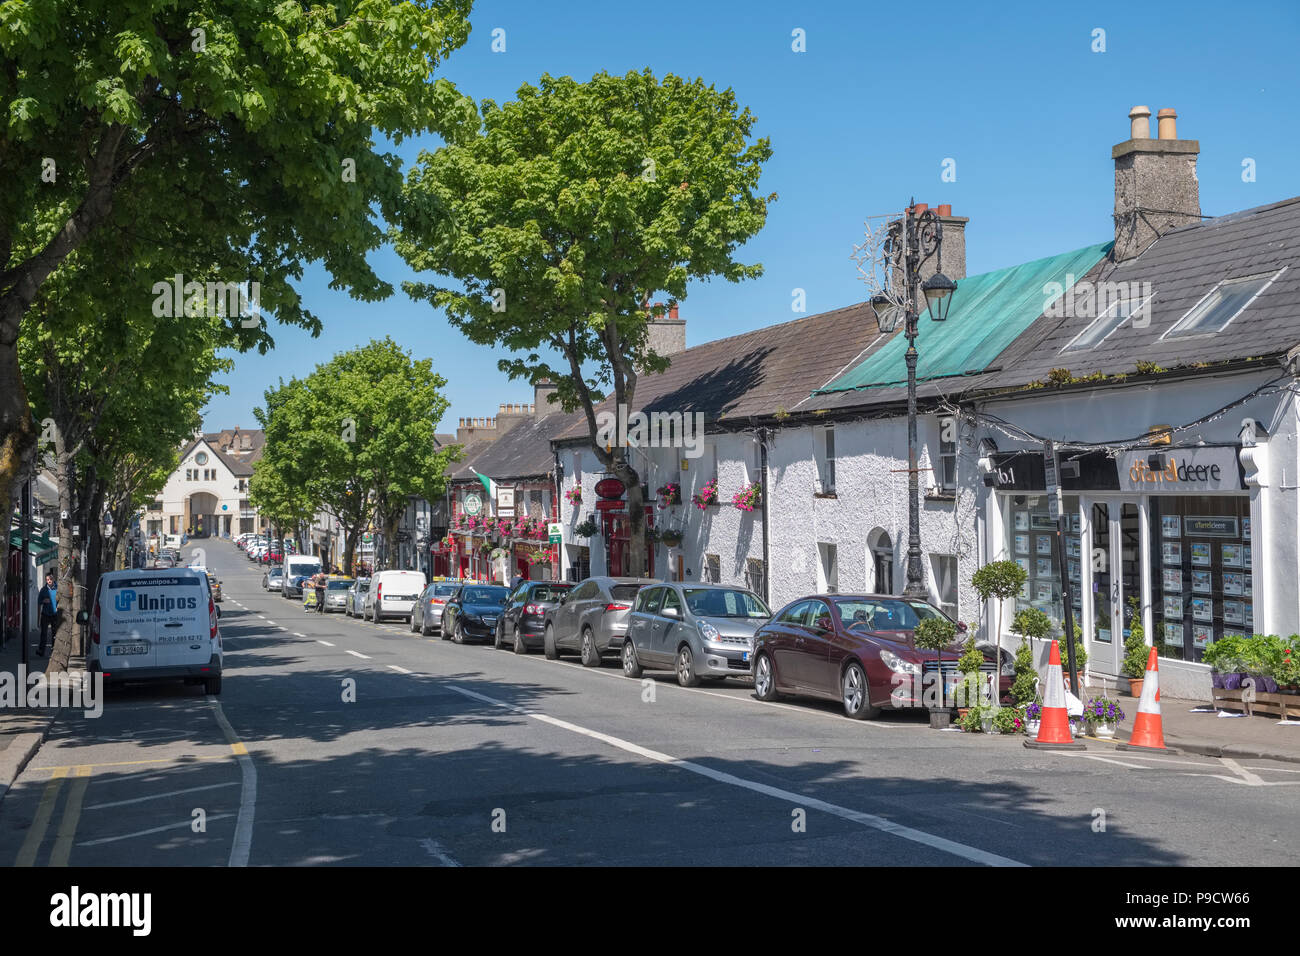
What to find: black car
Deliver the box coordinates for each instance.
[495,581,575,654]
[442,585,511,645]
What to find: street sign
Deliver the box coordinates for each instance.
[1042,442,1061,521]
[548,521,562,544]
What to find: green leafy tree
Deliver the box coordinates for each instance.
[395,69,774,574]
[913,616,957,709]
[0,0,476,519]
[971,559,1028,700]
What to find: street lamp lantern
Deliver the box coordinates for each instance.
[921,272,957,322]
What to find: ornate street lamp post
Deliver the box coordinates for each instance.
[877,201,957,600]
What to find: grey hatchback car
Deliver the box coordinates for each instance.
[410,581,461,635]
[623,583,771,686]
[544,576,656,666]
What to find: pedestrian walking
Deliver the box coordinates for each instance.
[313,571,327,614]
[37,572,59,657]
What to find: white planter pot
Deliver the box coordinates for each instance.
[1091,722,1117,739]
[1025,719,1041,737]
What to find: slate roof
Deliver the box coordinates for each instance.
[179,437,255,477]
[983,196,1300,390]
[551,303,887,441]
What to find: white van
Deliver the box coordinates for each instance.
[364,570,427,622]
[86,569,223,694]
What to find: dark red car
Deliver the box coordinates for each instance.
[751,594,1007,719]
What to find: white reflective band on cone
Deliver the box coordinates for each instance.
[1043,663,1065,708]
[1137,666,1160,714]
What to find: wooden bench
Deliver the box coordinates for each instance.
[1211,687,1300,720]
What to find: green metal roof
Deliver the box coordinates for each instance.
[814,240,1114,394]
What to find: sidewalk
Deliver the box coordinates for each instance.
[0,628,60,803]
[1105,690,1300,764]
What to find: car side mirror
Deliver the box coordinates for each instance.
[76,610,89,625]
[663,606,680,618]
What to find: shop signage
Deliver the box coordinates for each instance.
[1119,447,1243,494]
[594,499,626,513]
[463,492,482,516]
[595,477,626,500]
[1184,516,1239,538]
[547,522,563,543]
[497,488,514,515]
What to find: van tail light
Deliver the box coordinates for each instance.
[605,603,631,612]
[377,583,382,600]
[91,602,101,644]
[210,597,218,640]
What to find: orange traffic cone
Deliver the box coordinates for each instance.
[1024,639,1086,750]
[1117,647,1177,753]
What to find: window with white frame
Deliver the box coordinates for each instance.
[937,417,957,495]
[929,554,958,620]
[817,542,839,594]
[817,425,836,494]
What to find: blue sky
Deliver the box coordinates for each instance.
[202,0,1300,433]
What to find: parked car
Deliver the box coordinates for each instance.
[205,570,224,603]
[442,584,510,644]
[315,576,354,612]
[262,566,284,591]
[623,583,770,686]
[345,578,370,617]
[363,569,426,622]
[410,580,462,635]
[749,594,982,720]
[495,580,575,653]
[83,567,222,694]
[543,576,656,666]
[283,573,313,600]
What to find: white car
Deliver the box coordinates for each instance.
[85,568,223,694]
[364,570,427,622]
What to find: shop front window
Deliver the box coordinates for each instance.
[1003,493,1081,636]
[1150,496,1252,663]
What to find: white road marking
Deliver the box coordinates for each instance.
[389,665,413,674]
[420,837,461,867]
[443,683,1024,867]
[79,814,235,846]
[293,632,307,638]
[207,697,256,867]
[317,640,335,647]
[87,782,240,810]
[346,650,371,660]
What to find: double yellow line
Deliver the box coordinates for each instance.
[14,765,91,867]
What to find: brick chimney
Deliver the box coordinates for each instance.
[646,300,686,357]
[1112,105,1200,262]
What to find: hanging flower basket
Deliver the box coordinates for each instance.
[656,482,682,508]
[564,487,582,506]
[660,529,683,548]
[575,517,598,538]
[691,478,719,509]
[732,481,762,512]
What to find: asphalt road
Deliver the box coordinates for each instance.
[4,541,1298,866]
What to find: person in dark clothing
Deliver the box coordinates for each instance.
[37,572,58,657]
[313,572,328,613]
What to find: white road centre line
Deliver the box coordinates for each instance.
[293,632,307,638]
[207,697,256,867]
[79,814,235,847]
[346,649,371,660]
[419,838,461,867]
[317,640,335,647]
[87,782,240,810]
[443,683,1024,867]
[389,665,413,674]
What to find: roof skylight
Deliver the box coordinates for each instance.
[1164,269,1284,339]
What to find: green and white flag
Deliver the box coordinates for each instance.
[472,468,497,501]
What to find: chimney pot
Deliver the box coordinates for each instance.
[1157,108,1178,140]
[668,303,679,320]
[936,204,952,217]
[912,203,928,216]
[1129,105,1152,139]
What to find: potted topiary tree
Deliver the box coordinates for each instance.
[1121,595,1150,697]
[914,616,958,729]
[971,559,1029,704]
[1010,607,1051,702]
[954,637,986,717]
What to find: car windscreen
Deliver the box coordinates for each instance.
[463,587,508,604]
[295,563,322,577]
[683,588,770,618]
[432,583,459,596]
[834,598,941,631]
[530,584,573,602]
[327,580,353,590]
[610,584,643,602]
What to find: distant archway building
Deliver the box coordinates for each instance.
[141,427,268,539]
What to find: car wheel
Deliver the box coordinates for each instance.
[494,621,505,649]
[580,628,601,667]
[513,627,528,655]
[421,614,432,637]
[544,624,559,660]
[842,661,880,720]
[410,612,418,633]
[440,616,452,641]
[622,640,642,678]
[453,619,466,644]
[676,645,700,688]
[754,653,780,701]
[205,674,223,696]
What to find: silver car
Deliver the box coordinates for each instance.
[410,581,461,635]
[543,576,656,666]
[623,583,771,686]
[345,578,370,617]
